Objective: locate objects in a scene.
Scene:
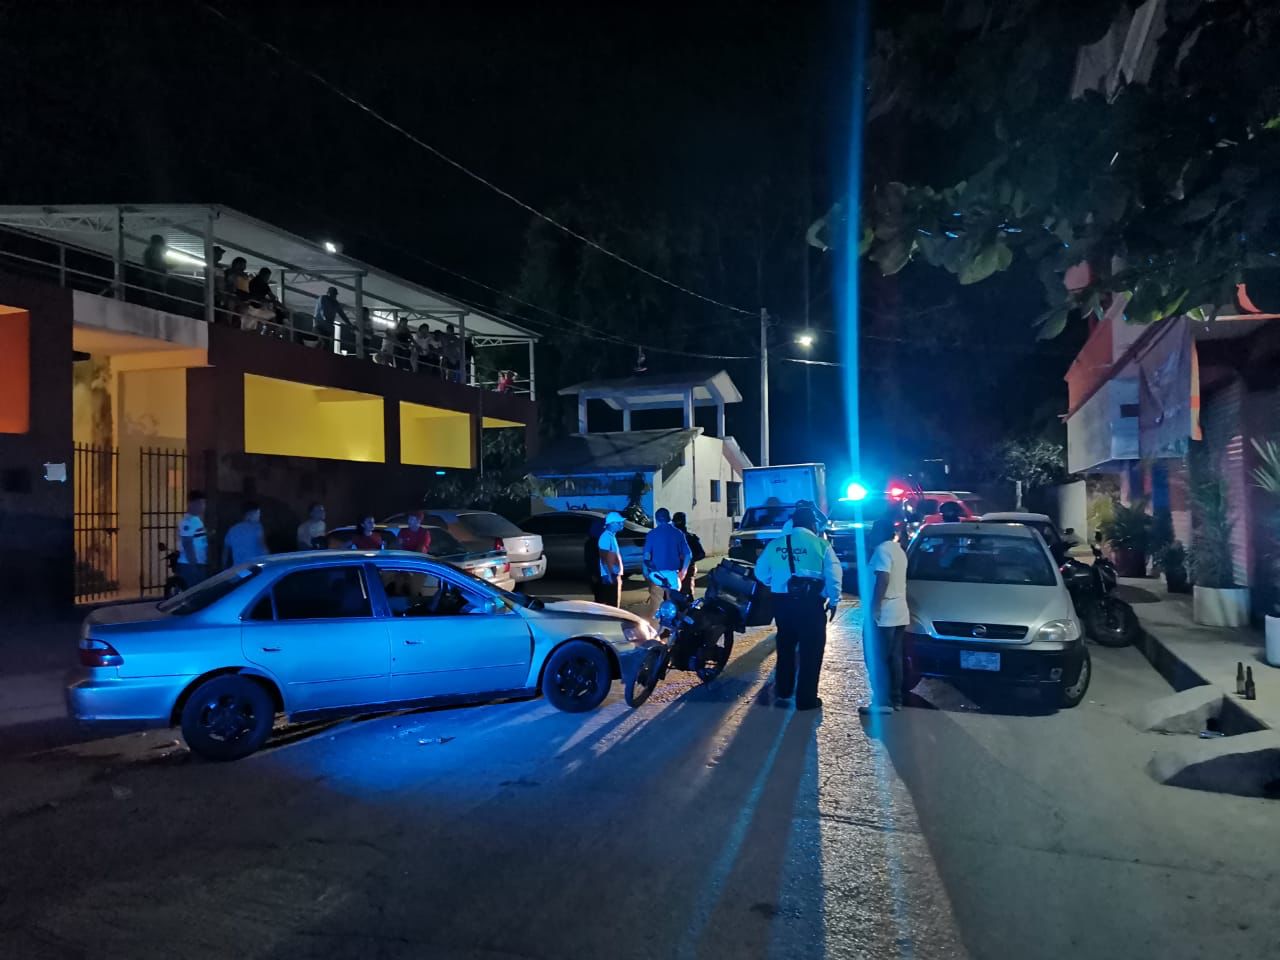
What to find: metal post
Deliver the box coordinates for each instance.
[58,244,66,287]
[279,270,291,339]
[717,400,726,438]
[527,339,536,401]
[354,274,365,359]
[458,312,468,386]
[759,307,770,466]
[202,211,216,326]
[683,388,694,429]
[621,403,631,432]
[114,207,125,300]
[578,394,588,434]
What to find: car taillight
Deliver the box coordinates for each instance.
[500,562,510,573]
[494,537,505,551]
[79,637,123,667]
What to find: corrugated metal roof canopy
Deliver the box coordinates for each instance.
[558,369,741,411]
[526,428,702,475]
[0,203,536,340]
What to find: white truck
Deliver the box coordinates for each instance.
[729,463,829,563]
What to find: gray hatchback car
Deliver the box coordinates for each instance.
[67,551,660,760]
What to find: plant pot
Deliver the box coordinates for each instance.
[1266,615,1280,668]
[1192,586,1251,628]
[1165,568,1190,594]
[1112,546,1146,578]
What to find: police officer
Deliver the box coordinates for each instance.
[754,505,841,710]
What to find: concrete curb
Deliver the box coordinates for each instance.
[1130,625,1269,736]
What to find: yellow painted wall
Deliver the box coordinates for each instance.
[245,374,385,463]
[400,401,473,469]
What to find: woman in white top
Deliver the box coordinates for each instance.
[863,516,910,714]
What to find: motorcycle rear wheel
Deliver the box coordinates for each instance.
[1086,597,1136,647]
[694,627,734,683]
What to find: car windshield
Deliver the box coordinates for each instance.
[908,533,1056,586]
[459,513,524,538]
[740,505,795,528]
[158,564,262,614]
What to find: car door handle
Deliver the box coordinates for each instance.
[260,646,282,652]
[404,639,424,645]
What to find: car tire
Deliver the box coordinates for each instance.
[180,674,275,761]
[542,641,612,713]
[1059,648,1092,709]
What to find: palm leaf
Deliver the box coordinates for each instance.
[1251,439,1280,496]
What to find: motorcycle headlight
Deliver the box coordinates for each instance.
[623,622,656,644]
[1035,619,1080,644]
[657,599,679,625]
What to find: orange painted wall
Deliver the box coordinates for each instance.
[0,307,31,433]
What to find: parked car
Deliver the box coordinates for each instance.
[327,523,515,591]
[518,511,647,579]
[979,512,1077,559]
[915,491,986,526]
[903,521,1091,708]
[66,551,662,760]
[383,510,546,585]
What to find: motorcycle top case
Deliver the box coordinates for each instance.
[704,558,772,628]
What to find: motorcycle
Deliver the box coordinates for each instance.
[625,560,765,707]
[157,541,185,598]
[1060,534,1137,647]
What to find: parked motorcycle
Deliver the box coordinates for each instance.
[157,541,184,598]
[625,560,765,706]
[1060,534,1138,647]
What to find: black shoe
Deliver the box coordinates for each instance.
[796,698,823,712]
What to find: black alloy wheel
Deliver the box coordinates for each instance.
[542,641,612,713]
[180,674,275,761]
[693,627,734,683]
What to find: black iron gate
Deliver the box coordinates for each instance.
[140,447,188,597]
[73,443,119,603]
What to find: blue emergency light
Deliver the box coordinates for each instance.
[844,481,869,502]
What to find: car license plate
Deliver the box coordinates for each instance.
[523,566,537,577]
[959,650,1001,672]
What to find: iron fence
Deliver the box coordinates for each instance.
[139,447,188,597]
[73,443,119,604]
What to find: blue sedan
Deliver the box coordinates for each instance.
[67,551,661,760]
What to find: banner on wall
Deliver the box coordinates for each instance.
[1138,316,1201,458]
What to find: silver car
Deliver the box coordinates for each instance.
[385,510,547,585]
[67,550,661,761]
[902,522,1091,709]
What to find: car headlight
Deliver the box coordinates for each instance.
[1035,619,1080,643]
[623,622,656,644]
[657,599,679,626]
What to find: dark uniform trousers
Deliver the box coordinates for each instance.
[772,585,827,708]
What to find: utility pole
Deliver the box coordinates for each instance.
[759,307,770,466]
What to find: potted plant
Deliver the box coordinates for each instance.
[1189,470,1250,627]
[1155,540,1190,593]
[1250,438,1280,664]
[1099,498,1152,577]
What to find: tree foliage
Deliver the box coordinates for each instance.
[836,0,1280,336]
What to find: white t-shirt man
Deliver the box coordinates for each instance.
[178,513,208,565]
[597,529,622,579]
[870,538,909,627]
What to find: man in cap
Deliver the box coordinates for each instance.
[594,511,627,607]
[754,505,841,710]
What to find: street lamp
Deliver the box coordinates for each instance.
[795,332,816,349]
[323,240,340,254]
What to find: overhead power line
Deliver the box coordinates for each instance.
[195,0,756,318]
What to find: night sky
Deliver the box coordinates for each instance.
[0,0,1077,476]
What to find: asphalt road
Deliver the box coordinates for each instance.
[1,583,1278,959]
